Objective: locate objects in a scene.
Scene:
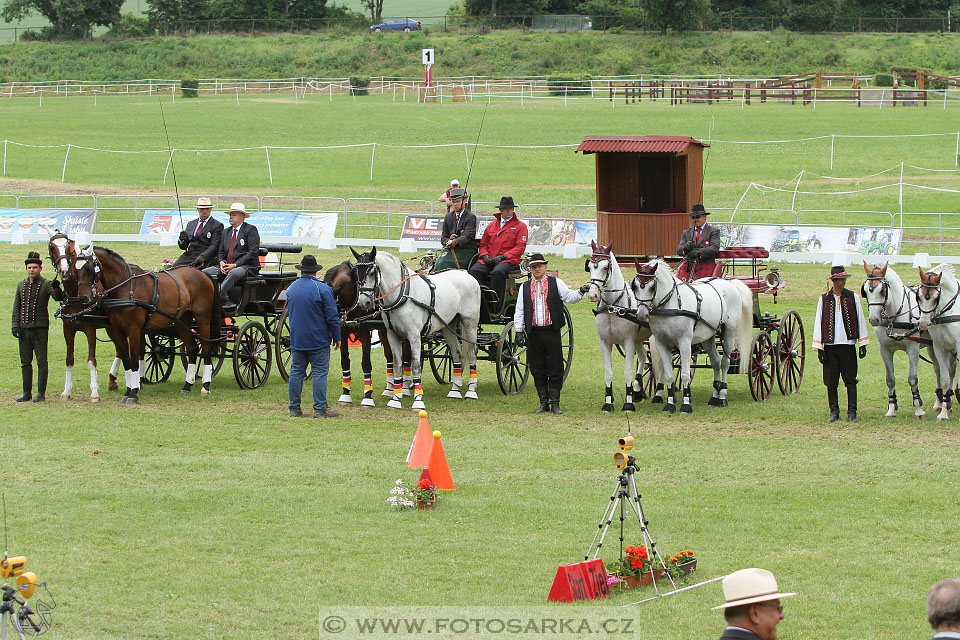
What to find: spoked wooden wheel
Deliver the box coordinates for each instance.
[749,330,775,401]
[639,342,694,396]
[427,339,453,385]
[496,320,529,395]
[560,306,574,381]
[179,336,226,377]
[234,320,272,390]
[775,310,805,396]
[275,307,293,382]
[143,333,175,384]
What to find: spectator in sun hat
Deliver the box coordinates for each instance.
[173,196,224,269]
[677,203,721,281]
[432,187,477,272]
[202,202,260,313]
[927,578,960,639]
[813,264,869,423]
[13,251,62,403]
[469,196,528,304]
[713,568,796,640]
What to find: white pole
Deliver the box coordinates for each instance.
[171,86,175,105]
[369,143,376,181]
[955,131,959,166]
[813,88,817,110]
[403,87,406,102]
[791,170,803,215]
[163,149,174,184]
[393,84,396,102]
[944,88,948,110]
[564,86,568,107]
[294,84,298,104]
[898,161,904,226]
[94,91,97,107]
[830,134,835,170]
[61,144,71,182]
[39,90,42,108]
[879,89,884,110]
[265,146,273,185]
[3,140,6,176]
[235,87,240,106]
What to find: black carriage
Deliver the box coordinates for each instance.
[143,244,303,390]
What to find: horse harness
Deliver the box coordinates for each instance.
[918,274,960,327]
[585,252,648,328]
[634,269,725,335]
[862,274,932,343]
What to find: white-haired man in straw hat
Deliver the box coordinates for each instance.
[928,578,960,639]
[203,202,260,313]
[713,568,796,640]
[173,196,224,269]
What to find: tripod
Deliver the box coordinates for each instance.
[585,454,676,595]
[1,585,41,640]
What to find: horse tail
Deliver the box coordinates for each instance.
[731,280,754,374]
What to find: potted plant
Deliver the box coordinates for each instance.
[386,478,438,511]
[607,545,659,589]
[413,479,437,510]
[668,550,698,577]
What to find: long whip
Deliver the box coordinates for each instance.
[462,101,489,194]
[157,97,184,231]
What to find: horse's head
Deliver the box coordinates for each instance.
[48,230,76,280]
[862,260,891,327]
[71,244,103,305]
[350,246,379,310]
[325,260,358,314]
[630,259,664,321]
[917,265,958,330]
[583,240,616,303]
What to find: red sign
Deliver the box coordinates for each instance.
[547,560,610,602]
[401,216,444,241]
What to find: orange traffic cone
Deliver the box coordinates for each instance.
[424,430,455,491]
[406,410,433,467]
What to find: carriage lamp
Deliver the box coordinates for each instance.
[764,266,782,290]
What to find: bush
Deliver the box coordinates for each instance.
[872,73,893,87]
[108,14,153,38]
[350,75,370,95]
[181,78,199,98]
[546,74,591,95]
[18,28,52,42]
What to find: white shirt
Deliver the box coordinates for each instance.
[513,275,583,331]
[812,290,870,349]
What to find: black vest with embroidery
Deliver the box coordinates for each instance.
[522,276,565,330]
[820,288,860,344]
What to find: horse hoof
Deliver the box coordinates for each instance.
[707,397,720,406]
[663,403,676,413]
[360,399,376,407]
[651,396,663,404]
[719,399,728,407]
[90,396,100,403]
[464,391,478,399]
[387,399,403,409]
[601,403,614,412]
[916,412,925,420]
[107,384,119,392]
[200,388,210,396]
[60,393,71,401]
[447,390,463,399]
[621,403,635,413]
[680,404,692,413]
[337,395,353,404]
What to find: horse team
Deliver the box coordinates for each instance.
[40,231,960,420]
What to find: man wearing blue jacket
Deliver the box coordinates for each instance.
[287,255,342,418]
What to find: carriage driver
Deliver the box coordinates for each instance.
[677,203,722,281]
[813,265,869,423]
[173,197,225,269]
[469,196,528,303]
[432,187,477,272]
[203,202,260,313]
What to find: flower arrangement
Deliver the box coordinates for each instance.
[669,550,696,567]
[668,550,698,578]
[386,478,437,510]
[414,478,437,504]
[607,545,652,577]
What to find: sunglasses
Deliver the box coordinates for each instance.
[758,602,784,614]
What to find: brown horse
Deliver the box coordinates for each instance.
[324,260,411,406]
[48,232,122,401]
[69,244,219,404]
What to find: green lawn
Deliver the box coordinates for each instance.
[1,242,958,639]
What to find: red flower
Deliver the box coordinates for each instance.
[418,479,432,489]
[630,558,643,570]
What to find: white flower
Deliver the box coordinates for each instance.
[395,479,404,485]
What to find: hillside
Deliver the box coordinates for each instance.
[0,30,958,81]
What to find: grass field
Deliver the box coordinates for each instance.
[1,242,959,639]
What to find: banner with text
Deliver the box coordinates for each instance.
[0,209,96,236]
[140,210,338,238]
[403,216,597,246]
[714,224,902,256]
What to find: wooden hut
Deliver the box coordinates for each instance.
[575,135,709,258]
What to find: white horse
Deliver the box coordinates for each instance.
[917,264,960,421]
[584,241,663,411]
[630,259,753,413]
[861,261,946,419]
[352,247,480,410]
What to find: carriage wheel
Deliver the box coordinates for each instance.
[234,320,272,390]
[775,309,805,396]
[496,320,529,395]
[179,336,225,377]
[426,340,453,385]
[749,330,775,401]
[560,306,575,381]
[275,307,293,382]
[143,334,175,384]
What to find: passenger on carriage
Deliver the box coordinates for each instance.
[173,197,225,269]
[432,187,477,272]
[202,202,260,313]
[468,196,528,303]
[677,203,721,281]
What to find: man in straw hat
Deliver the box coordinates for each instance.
[432,187,477,272]
[713,568,796,640]
[173,197,224,269]
[285,255,341,418]
[469,196,528,303]
[12,251,63,402]
[813,264,869,423]
[927,578,960,639]
[677,203,721,281]
[203,202,260,313]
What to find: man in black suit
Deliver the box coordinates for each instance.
[173,197,224,269]
[203,202,260,312]
[713,568,796,640]
[677,203,722,281]
[432,187,477,272]
[927,578,960,640]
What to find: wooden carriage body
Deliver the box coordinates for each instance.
[576,135,709,258]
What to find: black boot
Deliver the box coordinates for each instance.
[16,367,32,402]
[847,384,858,423]
[827,386,840,423]
[549,387,563,415]
[32,367,47,403]
[534,383,550,414]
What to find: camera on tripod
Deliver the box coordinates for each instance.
[613,435,636,470]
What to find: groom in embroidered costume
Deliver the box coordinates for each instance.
[813,265,870,423]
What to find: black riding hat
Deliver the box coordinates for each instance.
[690,204,709,218]
[497,196,516,209]
[296,255,323,273]
[448,187,466,200]
[24,251,42,266]
[528,253,548,266]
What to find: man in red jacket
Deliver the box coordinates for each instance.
[469,196,528,303]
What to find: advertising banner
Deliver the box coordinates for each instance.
[713,225,902,256]
[407,216,598,247]
[401,216,445,241]
[140,210,338,238]
[0,209,96,236]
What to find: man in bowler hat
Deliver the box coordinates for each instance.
[12,251,62,402]
[432,187,477,271]
[677,203,722,281]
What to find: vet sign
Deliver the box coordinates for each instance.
[422,48,434,65]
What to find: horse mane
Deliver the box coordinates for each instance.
[93,245,147,274]
[931,263,956,278]
[324,260,352,286]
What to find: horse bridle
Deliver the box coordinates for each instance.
[918,273,960,323]
[632,265,676,312]
[585,253,633,309]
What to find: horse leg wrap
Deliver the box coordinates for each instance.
[680,386,693,413]
[465,365,478,399]
[62,365,74,400]
[621,383,635,413]
[634,375,647,400]
[602,385,614,412]
[651,382,664,404]
[361,375,375,407]
[663,384,676,413]
[402,365,413,397]
[708,379,721,406]
[338,370,353,404]
[411,377,426,410]
[383,367,396,397]
[387,377,404,409]
[88,361,100,401]
[138,359,146,381]
[912,389,925,419]
[201,365,212,394]
[108,357,121,391]
[718,381,728,406]
[447,365,463,399]
[182,363,196,393]
[122,370,133,400]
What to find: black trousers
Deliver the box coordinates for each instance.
[469,260,515,302]
[822,344,857,409]
[527,326,564,390]
[19,327,48,372]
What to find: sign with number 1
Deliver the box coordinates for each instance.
[422,48,434,65]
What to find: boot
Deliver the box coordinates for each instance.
[827,386,840,423]
[32,368,47,403]
[847,385,858,423]
[17,367,32,402]
[534,383,550,414]
[549,387,564,415]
